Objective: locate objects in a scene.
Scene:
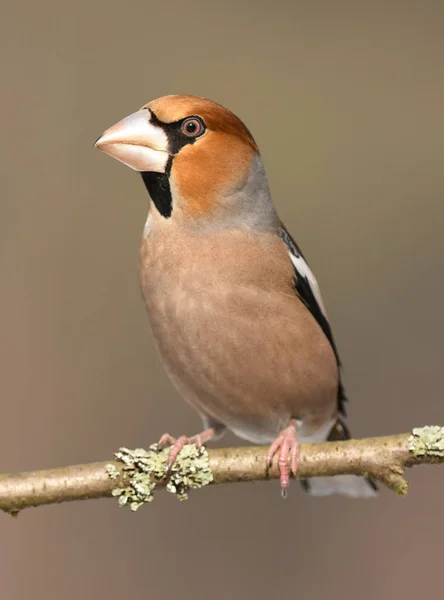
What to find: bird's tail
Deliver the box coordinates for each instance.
[300,420,378,498]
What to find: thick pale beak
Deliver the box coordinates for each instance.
[94,109,169,172]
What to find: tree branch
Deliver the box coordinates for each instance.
[1,426,443,515]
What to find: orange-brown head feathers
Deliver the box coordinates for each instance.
[95,95,276,229]
[146,95,259,154]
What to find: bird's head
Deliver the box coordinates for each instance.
[95,95,276,229]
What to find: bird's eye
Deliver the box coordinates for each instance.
[181,117,205,138]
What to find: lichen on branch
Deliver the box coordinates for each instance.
[408,426,444,458]
[109,444,213,511]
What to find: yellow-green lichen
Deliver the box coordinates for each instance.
[108,444,213,511]
[408,426,444,458]
[105,464,119,480]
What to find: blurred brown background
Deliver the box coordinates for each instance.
[1,0,443,598]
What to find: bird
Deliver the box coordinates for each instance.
[94,94,377,498]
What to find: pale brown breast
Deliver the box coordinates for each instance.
[139,219,338,443]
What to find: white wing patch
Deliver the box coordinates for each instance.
[288,251,328,318]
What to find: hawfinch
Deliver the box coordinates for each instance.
[95,95,376,498]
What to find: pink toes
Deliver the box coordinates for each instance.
[158,433,190,470]
[167,435,189,469]
[266,421,299,497]
[157,428,216,473]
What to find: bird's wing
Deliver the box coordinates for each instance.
[277,226,347,415]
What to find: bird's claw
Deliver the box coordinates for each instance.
[266,422,299,496]
[157,432,203,473]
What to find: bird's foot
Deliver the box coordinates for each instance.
[158,428,216,473]
[266,419,299,498]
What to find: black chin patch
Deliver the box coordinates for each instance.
[141,171,173,218]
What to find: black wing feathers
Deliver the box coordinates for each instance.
[277,227,347,416]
